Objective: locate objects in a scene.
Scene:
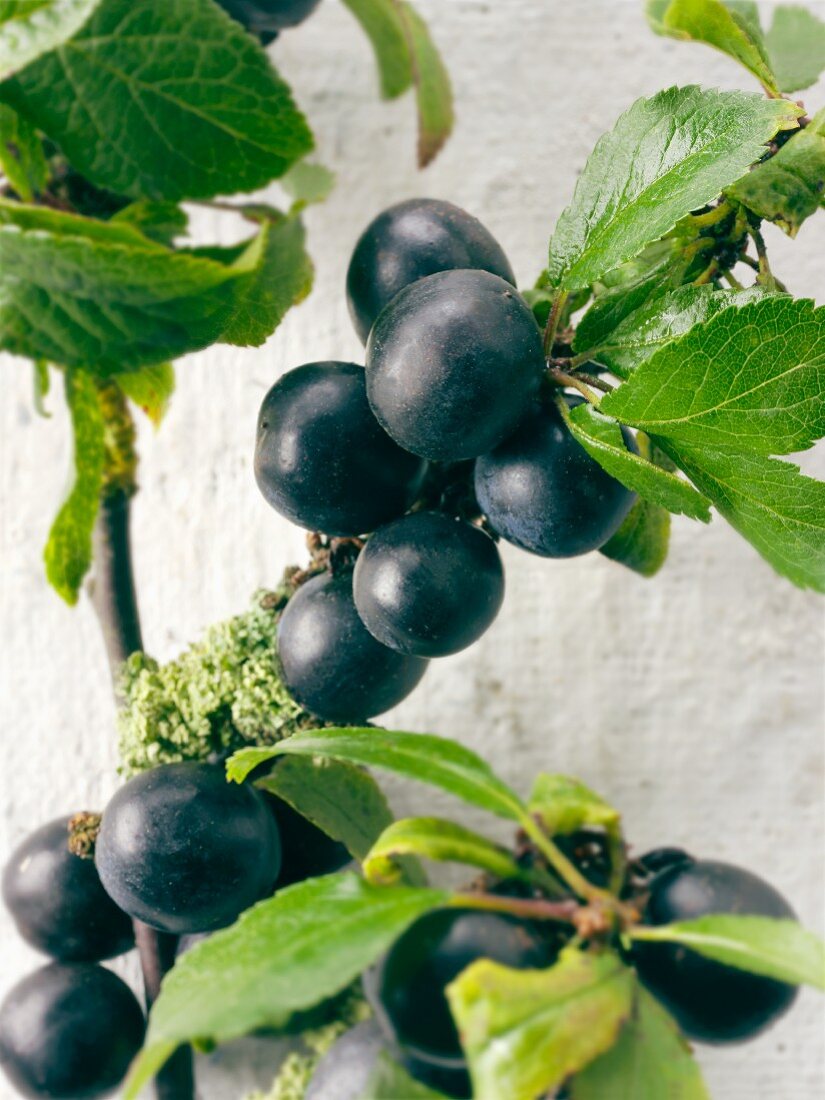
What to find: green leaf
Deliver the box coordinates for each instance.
[340,0,413,99]
[339,0,452,166]
[546,87,799,292]
[341,0,411,97]
[43,369,105,604]
[601,297,825,456]
[599,436,675,577]
[280,159,335,209]
[446,948,634,1100]
[363,817,522,886]
[728,108,825,237]
[562,400,711,520]
[645,0,777,92]
[115,363,175,427]
[527,775,621,841]
[363,1051,448,1099]
[0,0,99,80]
[125,873,447,1097]
[579,285,766,379]
[0,199,300,372]
[228,729,526,821]
[600,494,671,578]
[256,755,393,862]
[570,982,710,1100]
[218,210,312,347]
[1,0,313,201]
[765,4,825,93]
[573,257,682,358]
[110,201,189,248]
[663,445,825,591]
[0,103,47,201]
[631,915,825,989]
[394,1,454,168]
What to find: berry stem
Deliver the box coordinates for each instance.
[542,290,569,358]
[546,367,602,406]
[452,892,579,925]
[87,435,196,1100]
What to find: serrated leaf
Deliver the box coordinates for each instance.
[43,369,105,604]
[446,948,634,1100]
[363,1051,448,1099]
[218,210,312,347]
[256,755,393,862]
[0,0,99,80]
[363,817,522,886]
[631,915,825,989]
[645,0,777,92]
[125,873,447,1097]
[0,103,47,201]
[546,86,799,292]
[570,982,710,1100]
[115,363,175,427]
[602,297,825,456]
[110,201,189,247]
[0,199,304,371]
[1,0,313,201]
[340,0,413,99]
[728,108,825,236]
[562,400,711,520]
[667,444,825,591]
[765,4,825,93]
[574,259,681,358]
[229,729,526,821]
[579,286,767,379]
[394,1,454,168]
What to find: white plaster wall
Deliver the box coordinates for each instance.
[1,1,824,1097]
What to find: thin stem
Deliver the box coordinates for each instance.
[542,290,569,358]
[518,814,606,905]
[87,480,195,1099]
[688,200,732,229]
[694,259,720,286]
[452,892,579,925]
[547,367,601,406]
[749,225,788,292]
[722,270,744,291]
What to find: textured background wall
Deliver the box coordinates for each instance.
[1,1,824,1097]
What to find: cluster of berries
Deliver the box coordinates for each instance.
[255,199,637,724]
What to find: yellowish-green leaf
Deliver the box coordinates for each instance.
[340,0,413,99]
[363,817,522,886]
[570,982,710,1100]
[446,948,634,1100]
[115,364,175,427]
[0,103,47,201]
[645,0,777,91]
[43,369,105,604]
[728,108,825,237]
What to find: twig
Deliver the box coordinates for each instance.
[88,488,195,1100]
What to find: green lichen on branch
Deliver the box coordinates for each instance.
[117,585,317,774]
[245,990,371,1100]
